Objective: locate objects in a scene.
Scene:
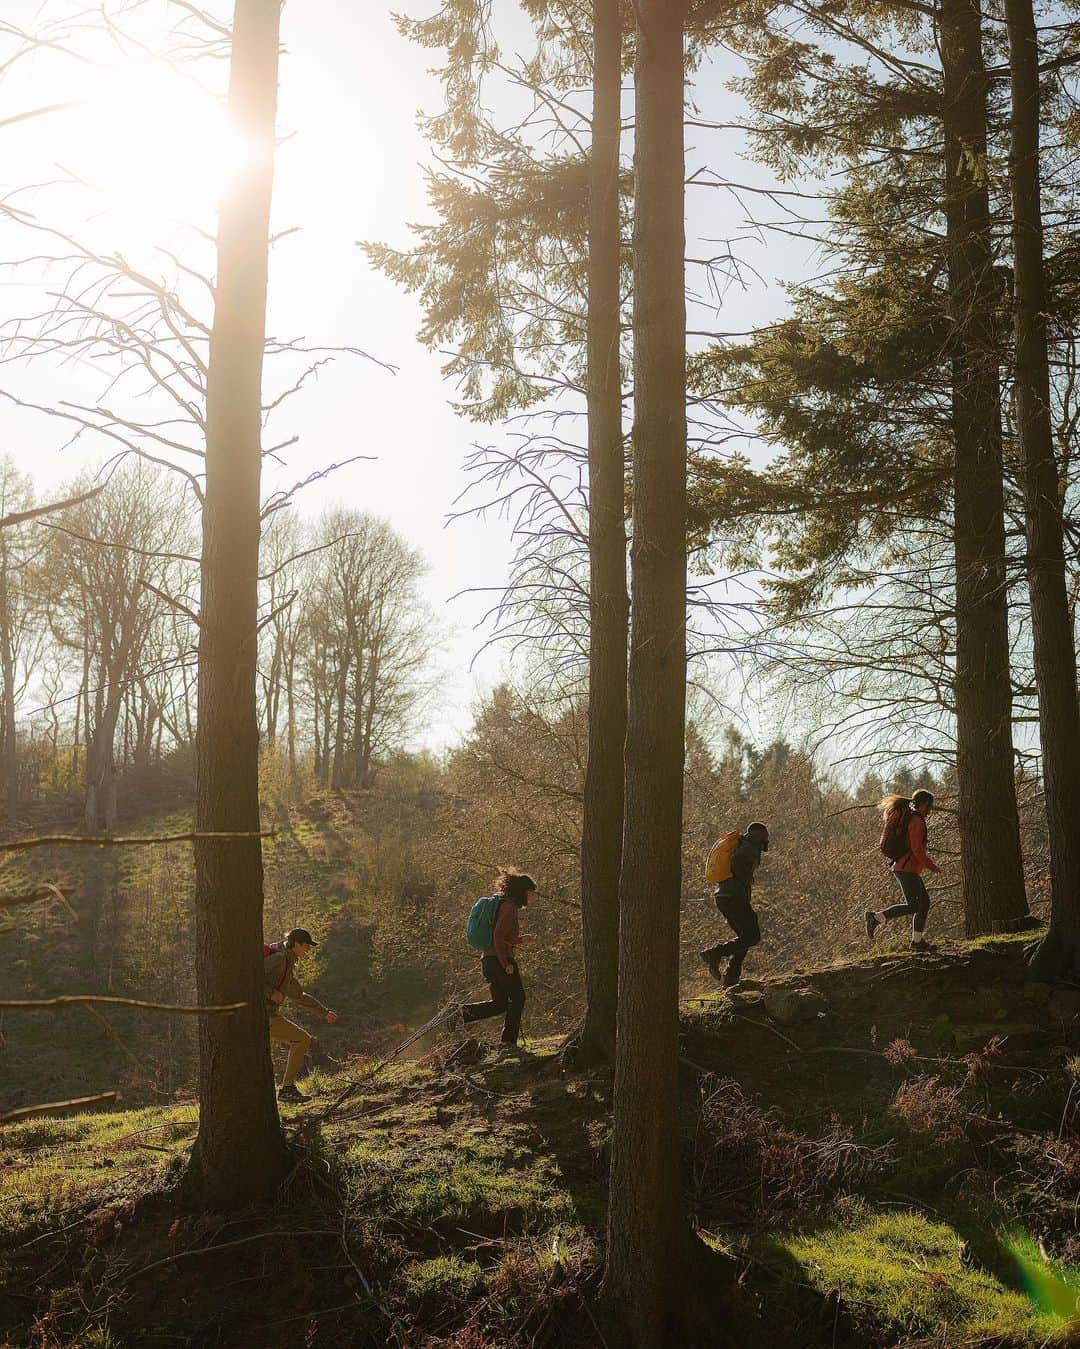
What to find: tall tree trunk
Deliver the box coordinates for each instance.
[84,699,122,835]
[359,644,380,789]
[0,549,17,826]
[939,0,1029,934]
[570,0,626,1068]
[185,0,285,1207]
[1005,0,1080,976]
[330,650,350,789]
[605,2,698,1342]
[285,656,297,778]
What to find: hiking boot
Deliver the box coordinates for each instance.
[910,939,931,954]
[699,950,724,983]
[277,1083,311,1104]
[865,911,880,941]
[722,965,742,989]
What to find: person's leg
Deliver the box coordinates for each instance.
[269,1015,312,1087]
[701,891,738,977]
[878,872,921,921]
[501,966,526,1045]
[462,955,509,1024]
[721,899,760,982]
[909,875,931,940]
[869,872,930,942]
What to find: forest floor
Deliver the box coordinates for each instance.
[2,932,1079,1347]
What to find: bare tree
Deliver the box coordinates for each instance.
[0,459,46,824]
[45,465,194,833]
[303,511,433,789]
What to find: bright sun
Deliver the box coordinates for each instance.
[30,54,250,252]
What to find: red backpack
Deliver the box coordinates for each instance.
[879,803,913,863]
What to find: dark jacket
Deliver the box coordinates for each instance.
[714,835,764,904]
[264,945,328,1018]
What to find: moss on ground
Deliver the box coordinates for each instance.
[767,1209,1071,1345]
[0,942,1077,1346]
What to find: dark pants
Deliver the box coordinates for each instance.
[702,894,761,978]
[462,955,525,1044]
[882,870,931,934]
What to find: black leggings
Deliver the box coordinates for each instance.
[702,895,761,977]
[881,870,931,934]
[462,954,526,1044]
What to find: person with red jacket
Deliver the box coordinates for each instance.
[865,790,940,952]
[461,868,536,1051]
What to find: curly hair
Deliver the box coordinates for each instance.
[495,867,537,904]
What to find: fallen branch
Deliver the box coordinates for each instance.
[0,884,76,911]
[0,995,246,1014]
[0,830,274,854]
[0,1092,117,1126]
[125,1228,330,1283]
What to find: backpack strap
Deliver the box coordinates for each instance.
[266,943,289,992]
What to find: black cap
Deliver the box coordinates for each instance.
[746,822,770,851]
[285,927,319,947]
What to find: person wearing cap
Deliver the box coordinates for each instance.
[264,927,337,1104]
[699,821,770,988]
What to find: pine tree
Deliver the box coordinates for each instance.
[184,0,285,1206]
[1004,0,1080,976]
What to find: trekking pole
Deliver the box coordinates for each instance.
[308,998,463,1126]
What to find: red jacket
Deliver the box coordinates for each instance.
[893,811,939,875]
[486,899,522,967]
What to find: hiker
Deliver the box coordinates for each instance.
[866,789,940,953]
[265,927,338,1104]
[700,822,770,988]
[461,868,536,1051]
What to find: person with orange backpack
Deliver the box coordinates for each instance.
[264,927,338,1104]
[865,790,940,952]
[699,822,770,987]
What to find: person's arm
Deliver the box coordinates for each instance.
[284,970,332,1016]
[907,815,939,874]
[492,902,519,971]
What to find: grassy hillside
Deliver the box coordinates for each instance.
[1,937,1079,1347]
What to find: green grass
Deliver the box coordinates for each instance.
[341,1121,573,1230]
[0,1103,195,1233]
[398,1253,485,1307]
[772,1209,1069,1344]
[958,929,1040,954]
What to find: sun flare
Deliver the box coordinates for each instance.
[33,55,250,249]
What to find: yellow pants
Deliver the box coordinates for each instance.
[269,1015,311,1086]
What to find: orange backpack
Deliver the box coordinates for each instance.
[704,831,741,885]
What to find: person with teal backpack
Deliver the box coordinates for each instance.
[461,868,537,1051]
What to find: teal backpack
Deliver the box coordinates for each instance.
[466,895,503,951]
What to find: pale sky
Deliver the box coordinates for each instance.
[0,1,810,751]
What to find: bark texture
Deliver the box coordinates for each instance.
[574,0,627,1067]
[185,0,285,1207]
[939,0,1029,934]
[1004,0,1080,977]
[604,2,692,1342]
